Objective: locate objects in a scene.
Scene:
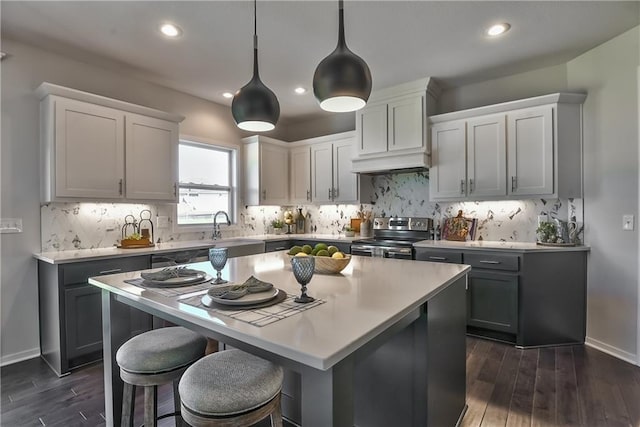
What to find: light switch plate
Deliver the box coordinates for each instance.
[623,214,634,231]
[0,218,23,233]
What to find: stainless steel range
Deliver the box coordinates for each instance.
[350,217,433,259]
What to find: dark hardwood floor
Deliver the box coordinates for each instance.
[2,337,639,426]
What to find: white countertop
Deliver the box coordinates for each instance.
[88,252,470,370]
[34,234,360,264]
[413,240,590,252]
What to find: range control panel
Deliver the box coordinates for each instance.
[373,217,433,231]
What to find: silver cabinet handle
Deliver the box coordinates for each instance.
[429,256,447,260]
[262,189,267,200]
[328,188,332,199]
[469,179,474,193]
[99,268,122,275]
[479,260,501,264]
[334,187,339,199]
[174,183,177,197]
[119,179,123,195]
[511,176,516,192]
[460,179,465,194]
[306,189,311,201]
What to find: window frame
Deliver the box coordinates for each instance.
[173,135,240,233]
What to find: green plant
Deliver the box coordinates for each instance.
[536,221,557,242]
[271,219,284,229]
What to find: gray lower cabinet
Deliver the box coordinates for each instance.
[415,246,587,347]
[265,240,290,253]
[38,256,151,376]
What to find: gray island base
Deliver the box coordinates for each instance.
[90,252,470,426]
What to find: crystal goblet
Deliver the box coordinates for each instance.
[291,256,315,303]
[209,248,228,284]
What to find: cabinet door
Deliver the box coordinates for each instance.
[289,146,311,204]
[333,138,358,203]
[429,121,467,200]
[260,143,289,205]
[507,106,554,196]
[54,98,125,199]
[467,271,518,334]
[311,142,333,203]
[64,285,103,360]
[357,103,388,155]
[388,94,424,152]
[125,114,178,201]
[467,115,507,197]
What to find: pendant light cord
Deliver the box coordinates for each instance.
[338,0,345,46]
[253,0,259,77]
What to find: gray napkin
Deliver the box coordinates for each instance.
[208,276,274,300]
[141,267,203,281]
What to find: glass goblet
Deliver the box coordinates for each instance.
[209,248,228,284]
[291,256,315,304]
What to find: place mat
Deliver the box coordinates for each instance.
[124,277,214,298]
[180,291,326,327]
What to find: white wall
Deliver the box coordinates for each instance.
[0,38,246,365]
[567,27,639,362]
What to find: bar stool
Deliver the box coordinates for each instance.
[116,327,208,427]
[178,349,284,427]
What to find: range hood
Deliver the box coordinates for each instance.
[350,77,439,175]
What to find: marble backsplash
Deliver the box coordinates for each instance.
[40,172,582,251]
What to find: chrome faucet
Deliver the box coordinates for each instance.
[212,211,231,240]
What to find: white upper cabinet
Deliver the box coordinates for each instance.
[52,98,125,200]
[125,113,179,201]
[243,136,289,206]
[428,93,586,201]
[353,78,440,173]
[37,82,184,203]
[289,145,312,204]
[430,121,466,199]
[467,114,507,198]
[507,106,553,196]
[310,133,360,204]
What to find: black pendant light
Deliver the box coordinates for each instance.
[232,0,280,132]
[313,0,372,113]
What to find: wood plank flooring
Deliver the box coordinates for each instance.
[2,337,639,426]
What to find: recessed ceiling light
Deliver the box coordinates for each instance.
[294,87,307,95]
[160,23,182,38]
[487,23,511,37]
[222,92,234,99]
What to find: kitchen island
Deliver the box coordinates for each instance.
[89,252,470,427]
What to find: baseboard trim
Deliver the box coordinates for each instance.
[585,337,639,366]
[1,348,41,367]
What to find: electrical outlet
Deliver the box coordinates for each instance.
[0,218,23,233]
[623,214,634,231]
[156,216,170,229]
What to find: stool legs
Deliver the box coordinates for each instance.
[269,393,283,427]
[173,380,188,427]
[121,383,136,427]
[144,386,158,427]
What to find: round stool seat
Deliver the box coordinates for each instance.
[116,326,207,374]
[179,349,284,417]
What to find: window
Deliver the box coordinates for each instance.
[176,139,237,227]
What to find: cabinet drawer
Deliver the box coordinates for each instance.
[265,240,290,253]
[463,252,519,271]
[415,248,463,264]
[61,256,150,285]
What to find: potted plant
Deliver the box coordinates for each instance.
[536,221,558,243]
[271,219,284,235]
[343,226,355,237]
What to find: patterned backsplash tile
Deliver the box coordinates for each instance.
[41,172,582,251]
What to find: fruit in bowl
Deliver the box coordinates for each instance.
[287,243,351,274]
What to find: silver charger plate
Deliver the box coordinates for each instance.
[203,287,279,306]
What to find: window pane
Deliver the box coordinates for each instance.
[177,188,230,225]
[179,144,230,186]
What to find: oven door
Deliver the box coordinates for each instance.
[350,244,413,260]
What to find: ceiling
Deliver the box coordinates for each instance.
[2,1,639,121]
